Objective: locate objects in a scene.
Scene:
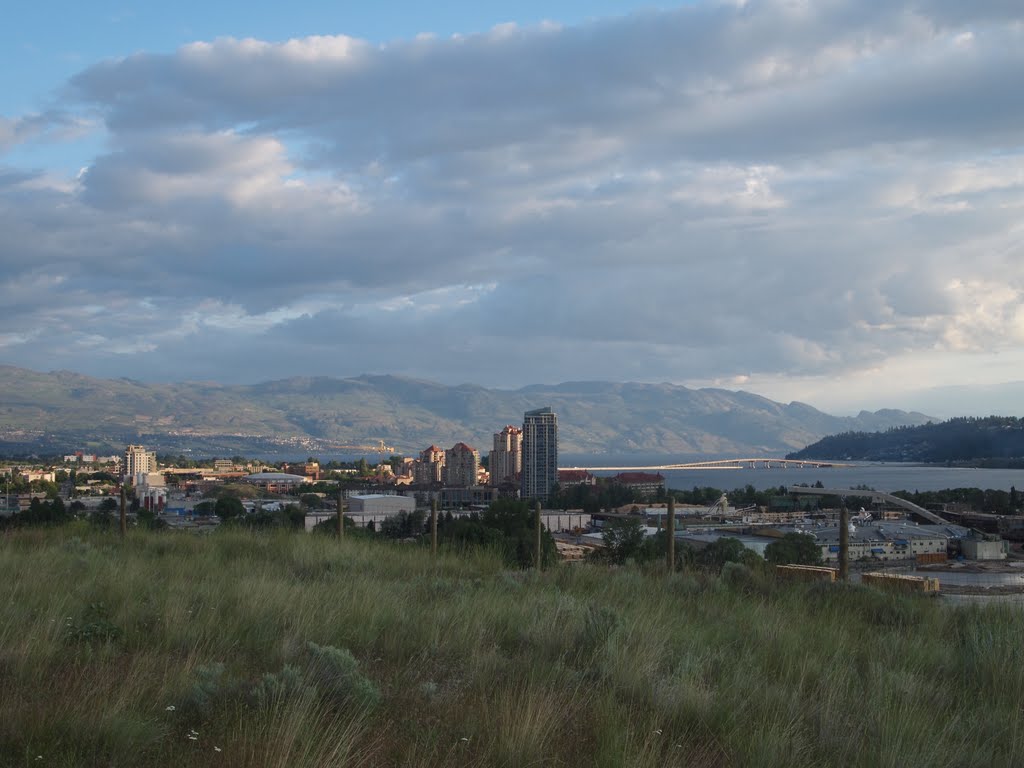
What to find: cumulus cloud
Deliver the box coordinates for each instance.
[1,0,1023,403]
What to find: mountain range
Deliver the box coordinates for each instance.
[0,365,935,458]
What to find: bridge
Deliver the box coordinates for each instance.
[559,458,850,472]
[787,486,947,525]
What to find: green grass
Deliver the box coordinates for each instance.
[1,526,1022,767]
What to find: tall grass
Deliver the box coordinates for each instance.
[1,524,1022,766]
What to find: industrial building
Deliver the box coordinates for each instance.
[678,521,970,564]
[347,494,416,515]
[809,522,968,563]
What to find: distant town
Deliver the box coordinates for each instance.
[4,404,1024,582]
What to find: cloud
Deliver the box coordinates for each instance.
[0,0,1023,404]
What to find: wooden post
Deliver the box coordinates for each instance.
[667,496,675,573]
[337,489,345,539]
[535,500,543,571]
[119,485,127,538]
[839,503,849,582]
[431,498,438,556]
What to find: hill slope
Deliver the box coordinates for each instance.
[787,416,1024,465]
[0,365,933,456]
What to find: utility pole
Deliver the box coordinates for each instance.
[119,485,127,538]
[431,498,438,557]
[839,499,849,582]
[535,500,543,572]
[336,488,345,539]
[666,495,675,573]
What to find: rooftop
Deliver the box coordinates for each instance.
[245,472,307,482]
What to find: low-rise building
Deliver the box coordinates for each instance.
[811,522,966,563]
[960,535,1009,560]
[612,472,665,496]
[348,494,416,516]
[558,469,596,486]
[243,472,307,494]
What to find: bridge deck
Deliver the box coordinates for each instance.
[559,458,849,472]
[787,486,947,525]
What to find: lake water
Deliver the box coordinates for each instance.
[560,458,1024,493]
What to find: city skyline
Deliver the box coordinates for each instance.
[2,2,1024,417]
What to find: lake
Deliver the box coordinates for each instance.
[561,458,1024,493]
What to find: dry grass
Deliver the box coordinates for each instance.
[0,525,1022,766]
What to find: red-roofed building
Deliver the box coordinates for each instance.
[612,472,666,495]
[445,442,480,487]
[558,469,596,486]
[413,445,445,485]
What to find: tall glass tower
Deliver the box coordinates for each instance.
[521,407,558,502]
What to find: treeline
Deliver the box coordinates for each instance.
[312,499,557,569]
[787,416,1024,465]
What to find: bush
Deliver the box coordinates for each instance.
[765,532,823,566]
[302,642,381,710]
[64,602,123,645]
[698,537,749,571]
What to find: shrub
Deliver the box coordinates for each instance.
[302,642,381,710]
[64,602,123,645]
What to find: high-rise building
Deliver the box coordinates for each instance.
[445,442,480,487]
[521,407,558,502]
[413,445,446,485]
[489,425,523,487]
[123,444,157,483]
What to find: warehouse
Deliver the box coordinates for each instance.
[347,494,416,515]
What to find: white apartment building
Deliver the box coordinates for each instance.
[123,445,157,482]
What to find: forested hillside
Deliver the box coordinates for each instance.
[787,417,1024,466]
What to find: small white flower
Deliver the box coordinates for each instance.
[459,737,469,742]
[165,705,176,711]
[214,746,222,752]
[654,729,662,734]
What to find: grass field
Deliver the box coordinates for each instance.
[1,526,1022,767]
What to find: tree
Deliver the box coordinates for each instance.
[602,517,647,565]
[215,496,245,521]
[440,499,557,568]
[698,537,749,571]
[765,532,823,566]
[193,500,216,515]
[379,510,426,539]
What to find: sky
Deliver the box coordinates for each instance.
[2,0,1024,417]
